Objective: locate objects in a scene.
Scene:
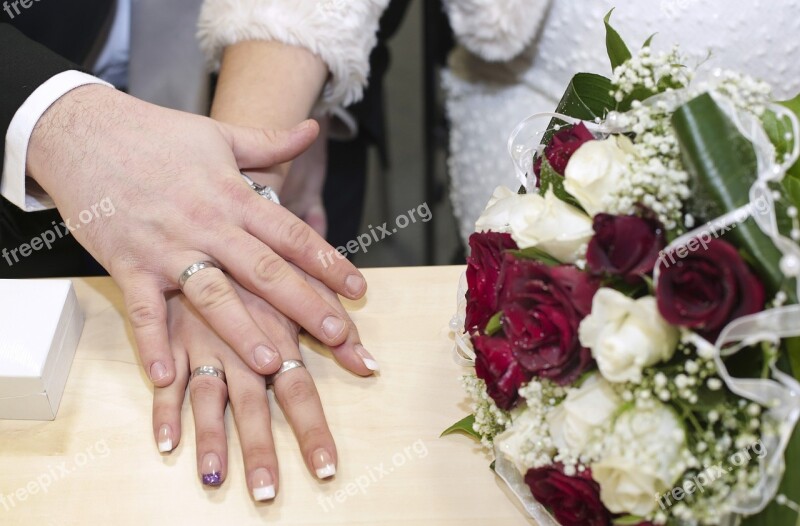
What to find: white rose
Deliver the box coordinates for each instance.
[579,288,678,383]
[474,186,519,233]
[546,374,621,457]
[494,409,551,475]
[592,403,687,516]
[564,135,634,215]
[475,187,593,263]
[508,189,593,263]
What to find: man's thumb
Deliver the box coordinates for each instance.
[223,119,319,169]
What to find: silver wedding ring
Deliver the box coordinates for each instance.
[191,365,226,384]
[267,359,305,386]
[240,172,280,204]
[178,261,217,289]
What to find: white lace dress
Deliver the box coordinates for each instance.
[444,0,800,244]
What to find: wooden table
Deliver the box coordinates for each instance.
[0,266,533,526]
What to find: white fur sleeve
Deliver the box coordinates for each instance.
[441,0,551,62]
[198,0,389,110]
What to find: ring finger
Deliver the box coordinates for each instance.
[175,257,283,376]
[187,355,229,487]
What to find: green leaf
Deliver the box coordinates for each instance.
[671,93,797,303]
[542,73,616,145]
[440,414,480,440]
[785,169,800,210]
[508,247,562,267]
[484,312,503,336]
[642,33,657,48]
[538,157,584,210]
[778,93,800,180]
[618,86,657,113]
[780,92,800,118]
[604,9,632,71]
[740,423,800,525]
[613,516,646,526]
[787,337,800,381]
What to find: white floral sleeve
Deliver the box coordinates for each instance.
[441,0,551,62]
[198,0,390,110]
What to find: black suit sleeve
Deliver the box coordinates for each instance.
[0,24,81,178]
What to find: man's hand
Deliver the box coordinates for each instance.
[26,84,367,386]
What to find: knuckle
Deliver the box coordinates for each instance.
[191,273,234,311]
[196,429,226,446]
[278,377,317,407]
[231,389,266,417]
[127,300,164,330]
[242,444,276,465]
[298,424,330,448]
[260,127,284,147]
[281,219,313,254]
[253,252,289,285]
[190,377,226,403]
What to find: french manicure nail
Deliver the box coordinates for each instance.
[354,344,379,372]
[345,274,366,296]
[157,424,173,453]
[312,448,336,479]
[150,361,167,382]
[254,345,279,369]
[251,468,276,501]
[322,316,345,340]
[201,453,223,486]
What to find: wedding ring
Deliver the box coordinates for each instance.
[267,359,305,386]
[191,365,226,384]
[178,261,217,289]
[240,172,281,204]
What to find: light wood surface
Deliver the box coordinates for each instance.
[0,266,533,526]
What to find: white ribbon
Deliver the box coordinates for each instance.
[450,272,477,367]
[493,453,560,526]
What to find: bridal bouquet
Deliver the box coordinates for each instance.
[447,12,800,526]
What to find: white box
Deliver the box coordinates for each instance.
[0,279,84,420]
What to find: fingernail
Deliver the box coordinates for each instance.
[157,424,173,453]
[345,274,366,296]
[254,345,279,369]
[150,361,168,382]
[201,453,223,486]
[354,344,379,372]
[251,468,276,501]
[312,448,336,479]
[322,316,345,340]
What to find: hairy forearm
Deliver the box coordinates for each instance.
[27,84,126,191]
[211,40,328,130]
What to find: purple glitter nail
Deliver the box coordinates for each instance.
[202,471,222,486]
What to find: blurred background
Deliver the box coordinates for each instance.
[349,0,460,268]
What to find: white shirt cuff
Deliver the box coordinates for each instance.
[2,70,113,212]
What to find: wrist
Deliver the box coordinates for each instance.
[26,84,123,188]
[210,40,327,130]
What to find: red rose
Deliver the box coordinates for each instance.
[656,238,765,341]
[473,336,532,410]
[465,232,518,333]
[533,122,595,178]
[586,213,665,283]
[525,464,611,526]
[498,256,598,385]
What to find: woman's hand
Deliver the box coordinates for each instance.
[27,84,367,388]
[152,270,376,500]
